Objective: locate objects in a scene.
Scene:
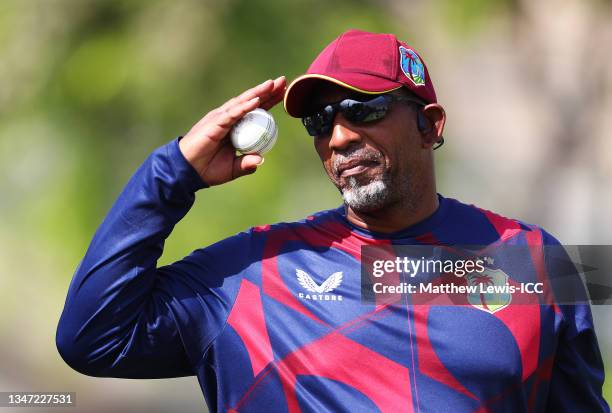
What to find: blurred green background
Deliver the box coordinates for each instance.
[1,0,611,411]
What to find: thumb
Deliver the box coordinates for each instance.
[232,154,264,179]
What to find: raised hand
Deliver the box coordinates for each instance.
[179,76,286,186]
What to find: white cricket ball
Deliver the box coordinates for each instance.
[230,108,278,154]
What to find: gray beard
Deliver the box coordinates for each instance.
[341,176,390,213]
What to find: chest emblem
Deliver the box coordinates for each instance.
[466,268,512,314]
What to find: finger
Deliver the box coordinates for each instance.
[262,76,285,102]
[260,76,286,110]
[232,154,264,179]
[236,79,275,103]
[220,79,274,111]
[215,96,260,129]
[260,89,286,110]
[271,75,286,95]
[192,97,259,144]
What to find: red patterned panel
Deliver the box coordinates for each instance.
[227,279,275,377]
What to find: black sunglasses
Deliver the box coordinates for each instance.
[301,94,424,137]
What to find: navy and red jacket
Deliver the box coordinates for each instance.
[56,138,609,413]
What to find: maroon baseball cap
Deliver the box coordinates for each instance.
[284,29,437,117]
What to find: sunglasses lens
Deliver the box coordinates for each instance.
[301,95,392,136]
[340,96,390,124]
[302,106,334,136]
[301,116,318,136]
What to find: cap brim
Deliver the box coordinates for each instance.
[283,73,402,117]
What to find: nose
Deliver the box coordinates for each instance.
[328,113,363,151]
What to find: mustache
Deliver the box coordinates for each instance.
[332,148,383,175]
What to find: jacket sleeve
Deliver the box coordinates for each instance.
[541,231,610,412]
[546,304,610,412]
[56,138,247,379]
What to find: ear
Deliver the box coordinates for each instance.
[419,104,446,149]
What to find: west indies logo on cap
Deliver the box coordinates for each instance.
[399,46,425,87]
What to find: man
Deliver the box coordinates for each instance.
[56,29,608,412]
